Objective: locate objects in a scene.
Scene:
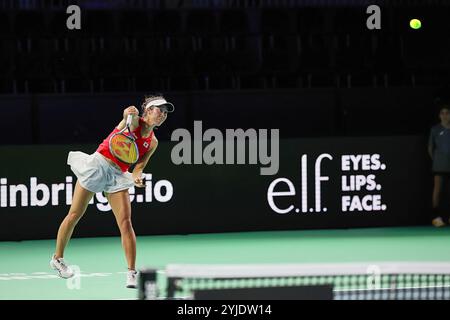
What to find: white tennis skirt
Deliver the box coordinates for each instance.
[67,151,134,193]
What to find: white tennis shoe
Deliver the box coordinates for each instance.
[126,270,138,289]
[50,255,75,279]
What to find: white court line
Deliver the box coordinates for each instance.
[0,271,127,281]
[31,272,51,275]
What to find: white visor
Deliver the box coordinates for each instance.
[145,99,175,112]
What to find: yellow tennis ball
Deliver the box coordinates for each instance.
[410,19,421,29]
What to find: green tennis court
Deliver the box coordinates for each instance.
[1,226,449,300]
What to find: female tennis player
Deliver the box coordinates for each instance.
[50,95,174,288]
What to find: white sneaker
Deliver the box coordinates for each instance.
[50,255,74,279]
[126,270,138,289]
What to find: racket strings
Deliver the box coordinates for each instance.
[127,140,138,163]
[110,134,139,164]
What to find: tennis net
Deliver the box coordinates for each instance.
[139,262,450,300]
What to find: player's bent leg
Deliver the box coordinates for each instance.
[51,180,94,278]
[106,190,137,288]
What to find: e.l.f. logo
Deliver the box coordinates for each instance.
[267,153,333,214]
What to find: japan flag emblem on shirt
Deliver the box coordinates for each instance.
[143,141,149,148]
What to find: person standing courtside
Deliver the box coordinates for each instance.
[428,103,450,227]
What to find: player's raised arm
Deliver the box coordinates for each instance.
[117,106,140,130]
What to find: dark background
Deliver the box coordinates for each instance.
[0,0,448,143]
[0,0,448,239]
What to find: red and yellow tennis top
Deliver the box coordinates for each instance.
[96,117,154,172]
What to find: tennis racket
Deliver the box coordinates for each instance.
[109,114,139,165]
